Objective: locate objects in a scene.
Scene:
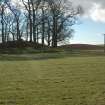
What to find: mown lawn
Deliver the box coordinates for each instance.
[0,55,105,105]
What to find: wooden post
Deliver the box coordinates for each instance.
[104,34,105,53]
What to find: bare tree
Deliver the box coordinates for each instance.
[0,4,5,43]
[6,1,22,41]
[0,0,82,48]
[47,0,81,47]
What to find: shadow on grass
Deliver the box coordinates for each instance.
[0,50,105,61]
[0,48,69,61]
[0,53,71,61]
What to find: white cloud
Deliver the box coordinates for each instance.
[88,3,105,22]
[70,0,105,23]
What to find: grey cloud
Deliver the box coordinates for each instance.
[69,0,105,12]
[70,0,105,22]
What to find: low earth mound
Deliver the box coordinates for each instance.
[0,41,47,49]
[61,44,104,50]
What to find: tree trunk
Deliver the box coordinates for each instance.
[16,19,20,40]
[1,6,5,43]
[32,2,36,43]
[36,26,39,43]
[28,0,33,42]
[26,21,29,41]
[52,16,57,47]
[47,19,51,46]
[42,8,45,46]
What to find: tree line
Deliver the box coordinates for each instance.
[0,0,81,47]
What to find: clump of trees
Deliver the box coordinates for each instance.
[0,0,81,48]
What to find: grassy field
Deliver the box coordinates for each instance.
[0,52,105,105]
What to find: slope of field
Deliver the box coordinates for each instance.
[0,55,105,105]
[61,44,104,50]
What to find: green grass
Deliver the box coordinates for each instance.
[0,53,105,105]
